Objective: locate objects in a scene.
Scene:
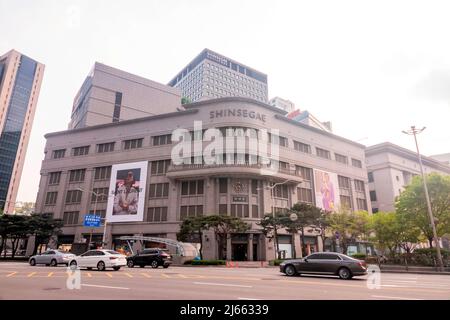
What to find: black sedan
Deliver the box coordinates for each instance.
[126,248,172,269]
[279,252,368,280]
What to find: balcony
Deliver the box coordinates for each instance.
[166,162,304,183]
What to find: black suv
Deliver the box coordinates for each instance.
[126,248,172,269]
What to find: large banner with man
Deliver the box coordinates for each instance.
[106,161,148,223]
[313,169,340,212]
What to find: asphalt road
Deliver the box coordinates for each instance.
[0,262,449,300]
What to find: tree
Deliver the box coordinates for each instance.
[285,203,324,257]
[257,213,285,259]
[7,215,31,258]
[370,212,401,257]
[396,173,450,248]
[29,213,63,255]
[177,216,211,259]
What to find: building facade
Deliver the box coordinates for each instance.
[168,49,268,103]
[33,97,371,260]
[0,50,45,213]
[366,142,450,213]
[68,62,182,129]
[269,96,295,113]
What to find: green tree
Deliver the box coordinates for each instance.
[7,215,31,258]
[29,213,63,255]
[177,216,211,259]
[396,173,450,248]
[257,213,285,259]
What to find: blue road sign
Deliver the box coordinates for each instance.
[83,214,101,227]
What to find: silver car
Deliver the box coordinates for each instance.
[29,250,76,267]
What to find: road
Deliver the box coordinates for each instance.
[0,262,449,300]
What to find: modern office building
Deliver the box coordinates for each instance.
[366,142,450,213]
[0,50,45,213]
[68,62,182,129]
[168,49,268,103]
[33,96,371,260]
[269,96,295,113]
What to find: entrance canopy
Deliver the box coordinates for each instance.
[117,236,198,257]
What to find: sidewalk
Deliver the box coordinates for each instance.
[379,264,450,275]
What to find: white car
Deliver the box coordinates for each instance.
[69,249,127,271]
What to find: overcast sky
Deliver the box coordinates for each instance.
[1,0,450,202]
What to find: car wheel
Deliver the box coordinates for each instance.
[50,259,57,267]
[87,267,93,270]
[163,265,169,269]
[284,264,297,277]
[338,267,352,280]
[113,266,121,271]
[127,260,134,268]
[97,261,106,271]
[29,258,36,266]
[151,260,159,269]
[69,260,77,270]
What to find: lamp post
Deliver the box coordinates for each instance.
[402,126,444,272]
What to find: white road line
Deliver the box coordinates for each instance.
[238,297,261,300]
[372,295,423,300]
[81,284,130,290]
[193,282,253,288]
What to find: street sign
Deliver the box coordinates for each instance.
[83,214,101,227]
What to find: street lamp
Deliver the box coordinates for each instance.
[77,188,110,249]
[402,126,444,272]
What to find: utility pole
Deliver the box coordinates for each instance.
[402,126,444,272]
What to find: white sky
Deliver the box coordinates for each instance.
[1,0,449,202]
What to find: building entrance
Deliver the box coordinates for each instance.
[232,244,248,261]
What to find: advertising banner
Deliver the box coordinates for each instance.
[106,161,148,223]
[313,169,340,212]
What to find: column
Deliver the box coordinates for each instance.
[247,234,253,261]
[226,234,232,260]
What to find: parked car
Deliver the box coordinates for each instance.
[68,249,127,271]
[279,252,368,280]
[29,250,76,267]
[126,248,172,269]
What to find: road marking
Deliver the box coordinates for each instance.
[106,273,112,278]
[124,273,133,278]
[81,284,129,290]
[6,272,17,277]
[87,273,92,278]
[178,274,188,278]
[161,273,171,278]
[372,295,423,300]
[141,273,151,278]
[193,282,253,288]
[238,297,261,300]
[27,272,36,278]
[47,272,54,277]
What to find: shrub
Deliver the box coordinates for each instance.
[351,253,366,260]
[410,248,450,267]
[188,260,226,265]
[269,259,285,266]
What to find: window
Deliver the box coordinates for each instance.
[146,207,168,222]
[368,172,374,183]
[268,133,288,147]
[293,141,311,154]
[152,134,172,146]
[396,175,400,181]
[69,169,85,183]
[252,205,259,218]
[352,158,362,168]
[219,204,228,216]
[296,166,312,180]
[48,172,61,185]
[272,207,288,215]
[45,192,58,205]
[370,191,377,202]
[297,187,313,204]
[340,195,352,209]
[149,183,169,199]
[65,190,82,204]
[94,166,111,180]
[316,147,331,159]
[274,184,288,199]
[91,188,109,202]
[63,211,79,225]
[151,160,171,175]
[97,142,115,153]
[219,178,228,194]
[231,204,249,218]
[180,205,203,220]
[52,149,66,159]
[252,180,258,195]
[354,180,365,193]
[124,138,143,150]
[357,198,368,211]
[279,161,289,171]
[72,146,90,156]
[181,180,204,195]
[372,208,379,214]
[335,153,348,165]
[338,176,351,189]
